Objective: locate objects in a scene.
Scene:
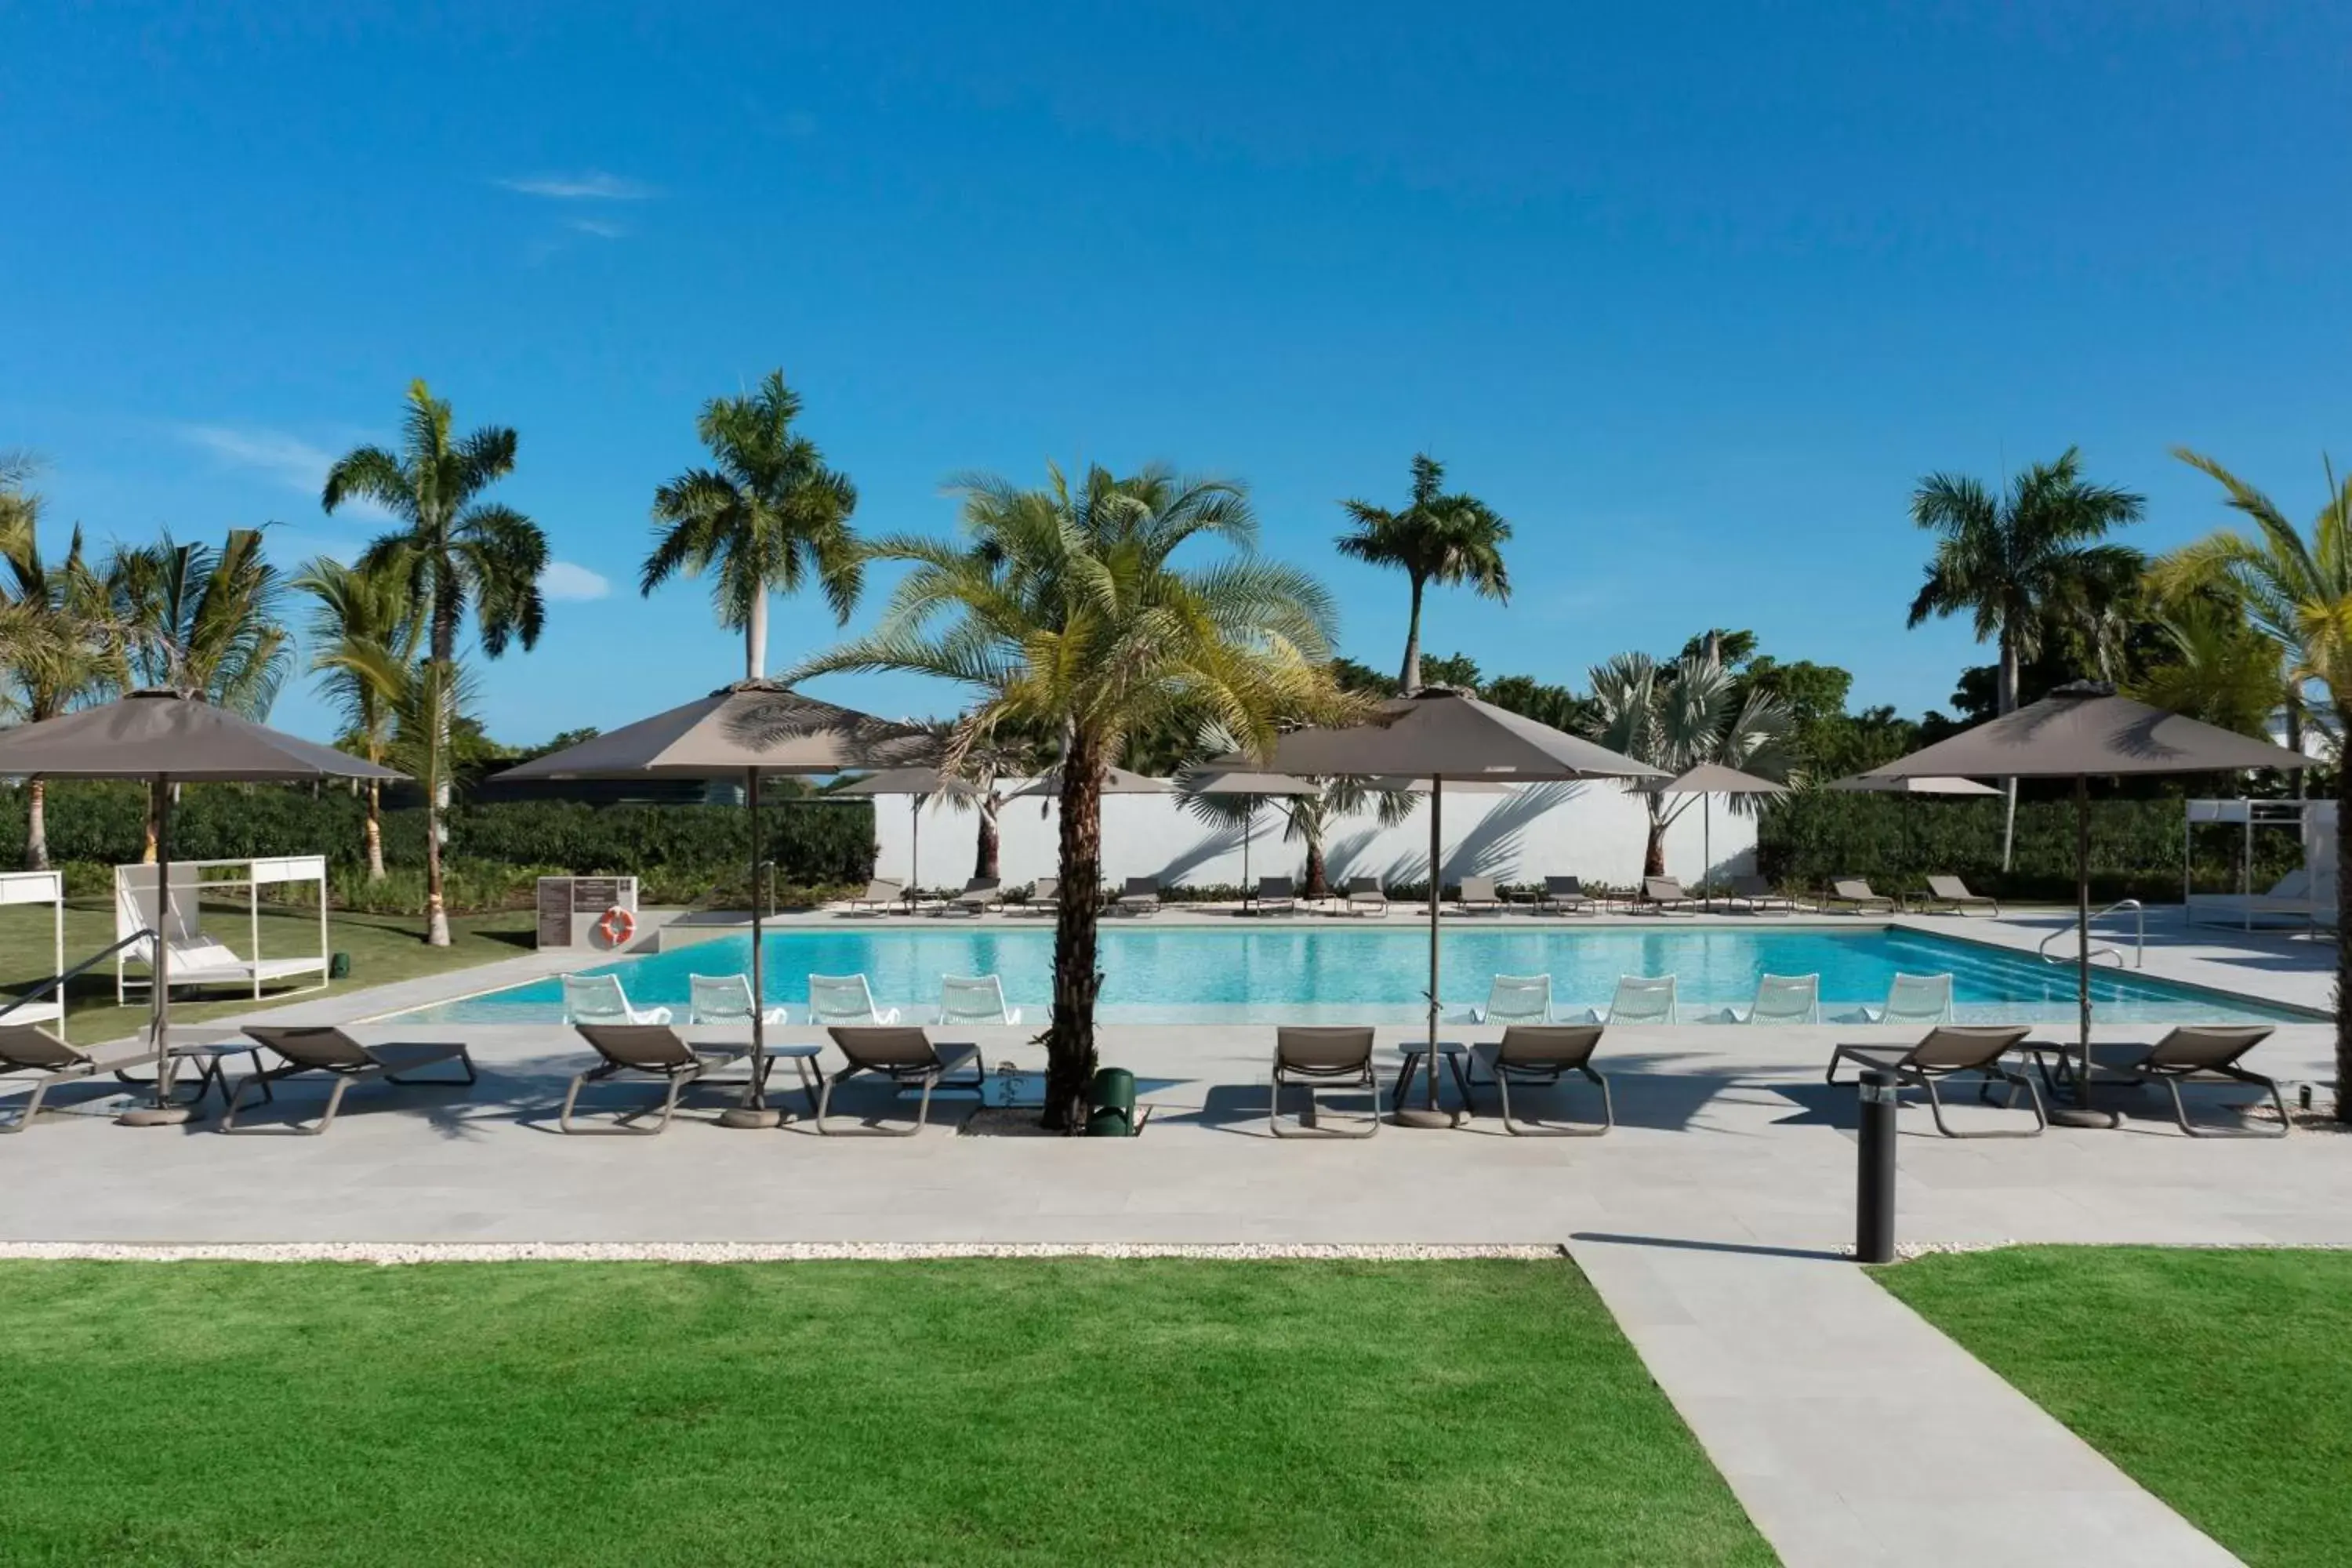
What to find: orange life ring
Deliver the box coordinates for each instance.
[595,906,636,948]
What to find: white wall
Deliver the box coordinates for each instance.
[870,782,1758,891]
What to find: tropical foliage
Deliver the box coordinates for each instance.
[294,557,420,880]
[0,462,118,867]
[1335,453,1511,694]
[1583,647,1797,878]
[107,527,292,717]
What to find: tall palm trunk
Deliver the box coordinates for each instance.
[1398,574,1427,692]
[2336,712,2351,1122]
[24,778,48,871]
[1044,733,1105,1131]
[1302,833,1328,900]
[364,779,386,881]
[1997,635,2021,871]
[423,587,459,947]
[1643,798,1669,878]
[746,593,768,682]
[973,791,1002,881]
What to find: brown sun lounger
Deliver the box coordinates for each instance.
[1341,876,1388,917]
[1116,877,1161,916]
[1827,1025,2040,1138]
[818,1025,984,1135]
[1640,877,1700,915]
[846,879,905,914]
[558,1023,818,1134]
[226,1025,476,1135]
[0,1025,161,1133]
[1269,1025,1381,1138]
[1826,878,1897,914]
[1248,875,1298,916]
[1918,875,2001,917]
[2033,1025,2285,1138]
[1471,1024,1613,1136]
[1727,875,1797,916]
[1454,875,1505,915]
[1536,875,1595,915]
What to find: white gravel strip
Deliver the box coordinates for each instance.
[0,1240,1570,1266]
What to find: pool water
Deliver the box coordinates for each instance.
[385,925,2307,1026]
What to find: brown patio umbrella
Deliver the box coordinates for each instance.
[0,689,405,1125]
[494,680,933,1127]
[1176,769,1322,898]
[835,767,983,902]
[1639,762,1788,909]
[1861,681,2312,1127]
[1210,687,1665,1127]
[1008,766,1172,798]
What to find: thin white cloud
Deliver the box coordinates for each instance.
[539,561,611,601]
[176,424,390,519]
[567,216,628,239]
[495,171,655,201]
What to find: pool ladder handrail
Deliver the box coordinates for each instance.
[2038,898,2144,970]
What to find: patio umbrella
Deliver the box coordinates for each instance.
[1639,762,1788,909]
[1176,769,1321,900]
[0,688,405,1126]
[1860,681,2312,1127]
[1210,687,1665,1127]
[1825,773,2000,880]
[493,680,933,1128]
[1008,766,1172,799]
[835,767,982,899]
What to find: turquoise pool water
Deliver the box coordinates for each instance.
[385,925,2308,1026]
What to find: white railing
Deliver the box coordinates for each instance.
[2039,898,2145,969]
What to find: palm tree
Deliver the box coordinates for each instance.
[1179,770,1417,900]
[785,462,1352,1127]
[295,557,420,880]
[325,379,548,946]
[1905,448,2145,867]
[0,471,117,868]
[2125,597,2285,740]
[2154,449,2352,1120]
[1335,453,1511,693]
[643,370,861,679]
[107,528,292,716]
[1583,648,1798,878]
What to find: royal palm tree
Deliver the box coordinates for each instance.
[643,370,861,679]
[325,379,548,945]
[786,462,1352,1127]
[295,557,420,880]
[0,473,118,868]
[1335,453,1511,693]
[2154,449,2352,1119]
[1584,648,1797,878]
[1905,448,2145,867]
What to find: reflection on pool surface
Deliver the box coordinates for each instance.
[384,924,2308,1026]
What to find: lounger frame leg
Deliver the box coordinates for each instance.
[0,1067,94,1133]
[560,1062,699,1134]
[2163,1068,2289,1138]
[1269,1069,1379,1138]
[1491,1065,1613,1136]
[1918,1068,2045,1138]
[224,1067,362,1136]
[815,1065,938,1135]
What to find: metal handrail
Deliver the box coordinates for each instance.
[0,929,158,1025]
[2038,899,2145,970]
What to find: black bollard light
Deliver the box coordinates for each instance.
[1855,1069,1897,1265]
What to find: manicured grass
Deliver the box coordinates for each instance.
[0,1258,1771,1566]
[0,900,535,1041]
[1877,1246,2352,1567]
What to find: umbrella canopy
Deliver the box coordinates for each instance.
[1861,682,2312,1127]
[1826,775,1999,797]
[0,690,404,1127]
[1638,764,1787,906]
[1181,770,1321,798]
[1009,767,1172,799]
[493,681,934,1128]
[1210,688,1664,1126]
[833,768,986,900]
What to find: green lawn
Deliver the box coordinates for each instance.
[1877,1246,2352,1567]
[0,899,535,1041]
[0,1258,1772,1566]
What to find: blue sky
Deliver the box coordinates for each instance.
[5,2,2348,747]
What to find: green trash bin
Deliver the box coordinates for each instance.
[328,951,352,981]
[1087,1067,1137,1138]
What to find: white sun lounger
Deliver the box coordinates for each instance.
[1863,972,1955,1026]
[687,973,789,1028]
[562,973,673,1027]
[1584,975,1678,1025]
[1472,974,1554,1026]
[808,973,902,1026]
[1730,973,1820,1024]
[938,975,1022,1026]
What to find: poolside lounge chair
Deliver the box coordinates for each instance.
[1116,877,1161,917]
[1535,875,1595,916]
[808,974,901,1026]
[1639,877,1700,916]
[817,1025,984,1135]
[562,973,673,1028]
[1585,975,1678,1025]
[688,973,789,1028]
[0,1025,158,1133]
[1268,1025,1380,1138]
[1729,973,1820,1025]
[1453,875,1506,916]
[224,1025,476,1136]
[938,974,1022,1026]
[559,1023,715,1134]
[1247,875,1298,916]
[1021,877,1059,914]
[1861,973,1954,1026]
[1472,1025,1613,1136]
[1342,876,1388,917]
[939,877,1004,917]
[1727,875,1798,916]
[2032,1025,2286,1138]
[1826,1025,2041,1138]
[846,879,904,915]
[1826,879,1897,915]
[1917,875,2001,917]
[1472,974,1553,1026]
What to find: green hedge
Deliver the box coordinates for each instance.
[1757,792,2303,902]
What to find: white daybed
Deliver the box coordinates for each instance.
[0,869,67,1038]
[114,856,332,1003]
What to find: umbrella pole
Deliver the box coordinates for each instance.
[1704,795,1713,912]
[2051,774,2116,1129]
[1242,800,1252,913]
[1397,777,1455,1128]
[720,768,782,1129]
[120,772,191,1127]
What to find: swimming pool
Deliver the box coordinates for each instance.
[383,925,2309,1026]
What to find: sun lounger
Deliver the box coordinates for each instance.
[1639,877,1700,915]
[1021,877,1059,914]
[1116,877,1160,916]
[937,877,1003,916]
[0,1025,158,1133]
[1268,1025,1380,1138]
[1342,876,1388,917]
[688,973,788,1028]
[1862,973,1954,1025]
[2032,1025,2286,1138]
[1730,973,1820,1024]
[562,973,673,1027]
[1827,1025,2040,1138]
[1247,875,1298,916]
[559,1023,713,1134]
[1917,875,2001,917]
[846,879,904,915]
[1827,878,1897,914]
[1472,974,1553,1026]
[224,1025,476,1135]
[1453,875,1505,916]
[817,1025,984,1135]
[1584,975,1677,1025]
[1727,875,1798,916]
[1536,875,1594,916]
[808,974,901,1026]
[938,975,1022,1026]
[1472,1025,1613,1136]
